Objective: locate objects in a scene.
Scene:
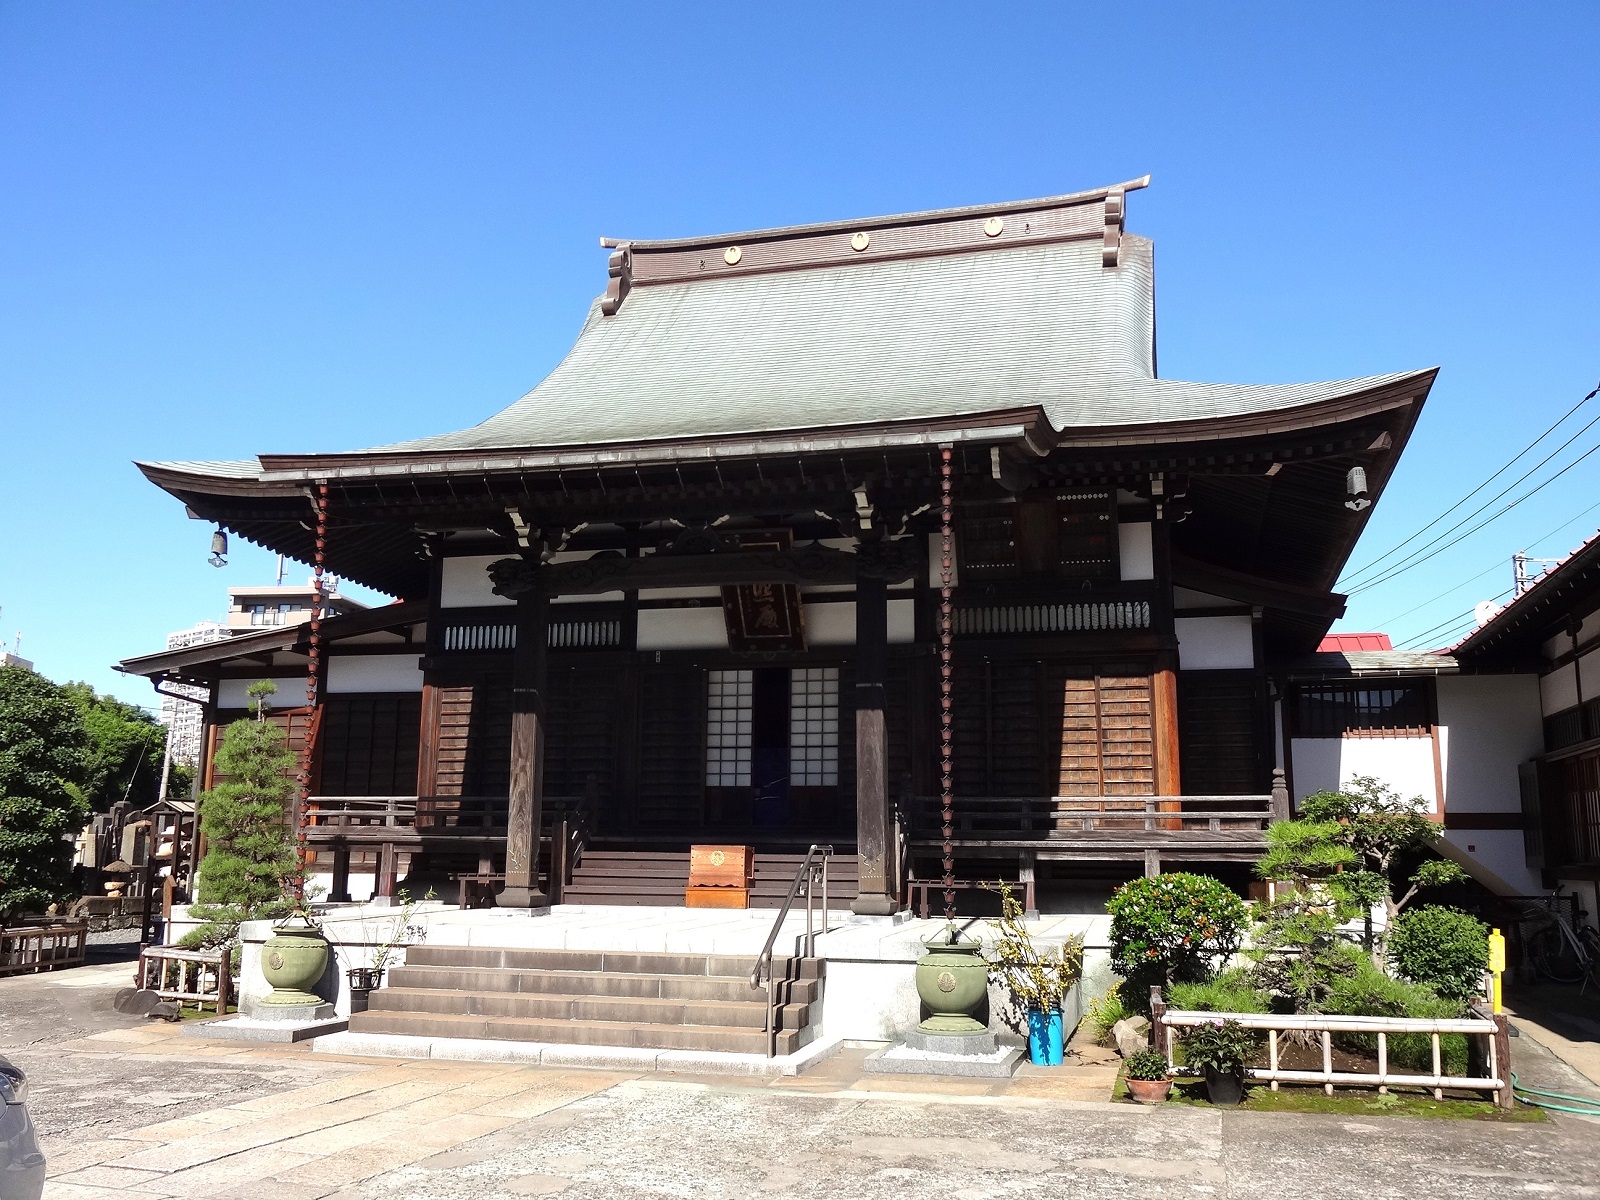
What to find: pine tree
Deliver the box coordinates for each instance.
[181,682,298,948]
[0,666,90,917]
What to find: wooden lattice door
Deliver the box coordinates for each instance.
[1058,674,1155,798]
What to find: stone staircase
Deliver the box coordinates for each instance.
[560,849,859,907]
[349,945,823,1055]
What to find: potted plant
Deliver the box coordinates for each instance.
[1123,1049,1173,1104]
[986,884,1084,1066]
[345,888,430,1014]
[1181,1018,1259,1105]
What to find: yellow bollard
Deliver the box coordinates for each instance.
[1488,927,1506,1014]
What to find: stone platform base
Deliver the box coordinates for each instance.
[903,1028,998,1055]
[184,1015,348,1043]
[313,1030,845,1076]
[862,1043,1023,1078]
[245,998,336,1022]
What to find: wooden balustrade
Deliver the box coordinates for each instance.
[906,794,1274,841]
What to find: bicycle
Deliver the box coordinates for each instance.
[1516,888,1600,991]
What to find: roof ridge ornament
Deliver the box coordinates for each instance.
[1103,188,1125,268]
[600,241,633,316]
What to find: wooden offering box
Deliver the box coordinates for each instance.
[685,844,753,908]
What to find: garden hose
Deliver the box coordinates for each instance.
[1510,1072,1600,1116]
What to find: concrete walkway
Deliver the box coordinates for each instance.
[7,961,1600,1199]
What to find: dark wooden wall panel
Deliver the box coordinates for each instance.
[636,666,705,828]
[1177,672,1266,795]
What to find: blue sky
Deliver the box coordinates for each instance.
[2,3,1597,709]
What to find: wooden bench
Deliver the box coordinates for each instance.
[907,876,1036,920]
[452,872,505,909]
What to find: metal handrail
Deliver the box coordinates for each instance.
[749,843,834,1058]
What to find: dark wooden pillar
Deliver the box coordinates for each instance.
[852,569,896,915]
[499,573,551,910]
[1153,656,1181,796]
[329,843,352,903]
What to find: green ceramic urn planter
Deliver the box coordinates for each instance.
[915,922,988,1034]
[258,914,331,1007]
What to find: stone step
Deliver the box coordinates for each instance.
[367,986,809,1030]
[347,1009,810,1055]
[386,962,819,1004]
[403,946,821,980]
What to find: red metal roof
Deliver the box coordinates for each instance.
[1317,632,1393,652]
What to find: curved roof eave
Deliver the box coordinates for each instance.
[137,366,1434,497]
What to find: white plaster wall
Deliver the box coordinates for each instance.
[1175,615,1255,670]
[326,654,424,694]
[1118,522,1153,581]
[1438,831,1543,897]
[636,607,728,651]
[1435,674,1542,813]
[803,599,916,647]
[1540,664,1578,715]
[440,555,512,608]
[1173,588,1236,610]
[217,676,305,709]
[1290,736,1438,810]
[1581,648,1600,700]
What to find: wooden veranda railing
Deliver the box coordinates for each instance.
[303,784,597,841]
[304,778,599,903]
[906,792,1281,842]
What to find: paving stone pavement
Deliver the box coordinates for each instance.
[7,964,1600,1199]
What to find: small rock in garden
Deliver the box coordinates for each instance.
[114,988,162,1016]
[1113,1016,1152,1057]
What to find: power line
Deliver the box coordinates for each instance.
[1340,379,1600,587]
[1395,611,1481,651]
[1364,496,1600,629]
[1349,436,1600,595]
[1344,403,1600,591]
[1392,585,1514,650]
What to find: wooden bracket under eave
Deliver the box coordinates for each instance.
[1102,188,1125,268]
[600,243,633,315]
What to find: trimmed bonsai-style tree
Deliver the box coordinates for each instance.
[1249,818,1362,1014]
[1297,776,1469,961]
[0,666,90,918]
[180,682,299,949]
[1108,873,1248,1008]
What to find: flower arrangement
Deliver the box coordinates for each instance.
[985,882,1083,1013]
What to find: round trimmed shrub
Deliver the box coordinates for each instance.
[1387,905,1489,1002]
[1108,873,1248,1006]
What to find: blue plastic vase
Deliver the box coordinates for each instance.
[1027,1008,1064,1065]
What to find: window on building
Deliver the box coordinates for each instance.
[248,602,296,627]
[789,667,839,786]
[705,669,753,787]
[957,492,1118,581]
[1292,683,1430,737]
